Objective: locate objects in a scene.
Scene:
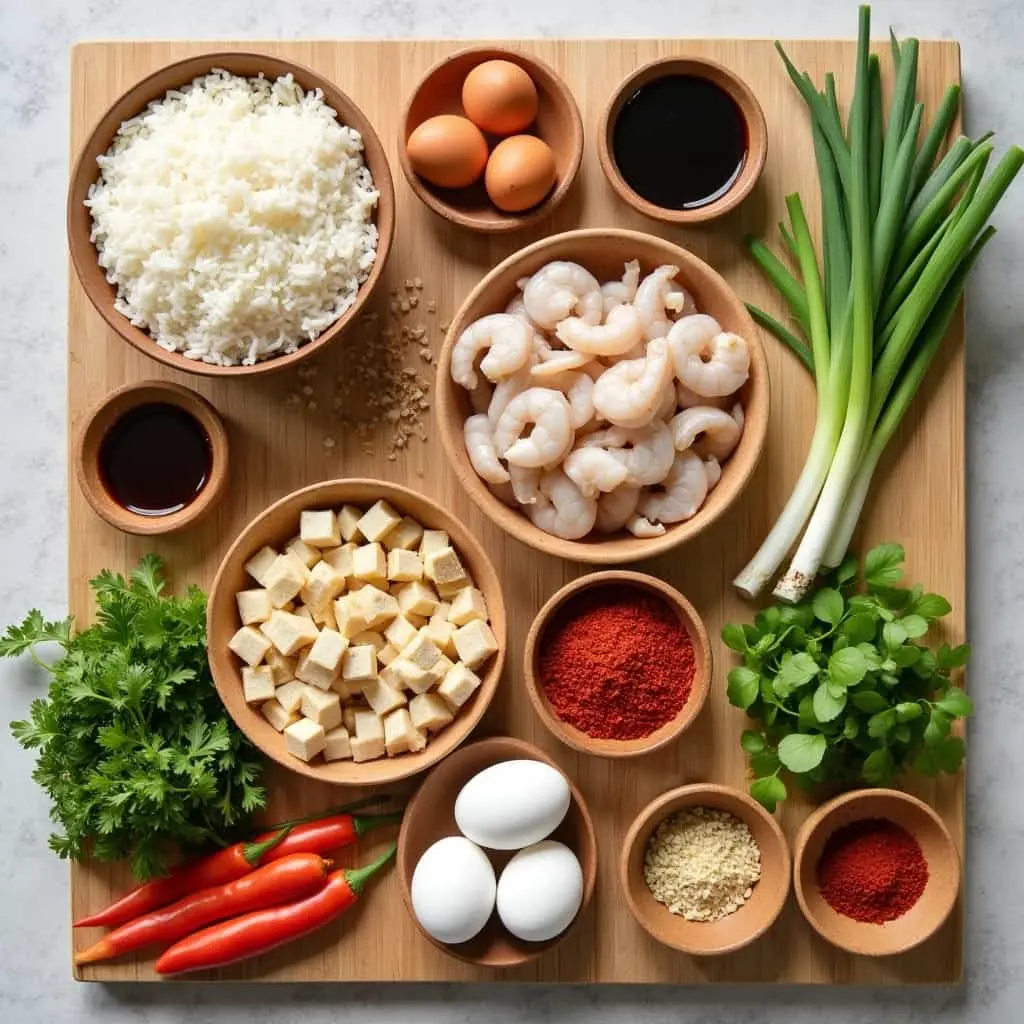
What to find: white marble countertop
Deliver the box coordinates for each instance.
[2,0,1023,1020]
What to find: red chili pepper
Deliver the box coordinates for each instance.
[257,811,402,864]
[154,844,396,975]
[74,797,396,929]
[74,853,332,965]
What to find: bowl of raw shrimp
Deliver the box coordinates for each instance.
[435,228,769,563]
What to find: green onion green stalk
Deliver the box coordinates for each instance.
[735,4,1023,601]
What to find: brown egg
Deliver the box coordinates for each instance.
[406,115,489,189]
[485,135,557,213]
[462,60,539,136]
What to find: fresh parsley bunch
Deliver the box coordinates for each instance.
[724,543,972,812]
[1,555,265,879]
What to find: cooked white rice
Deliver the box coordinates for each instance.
[86,70,379,366]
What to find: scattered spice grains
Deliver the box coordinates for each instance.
[644,807,762,922]
[538,584,695,740]
[817,818,928,924]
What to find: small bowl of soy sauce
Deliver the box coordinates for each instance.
[598,57,767,225]
[75,380,228,535]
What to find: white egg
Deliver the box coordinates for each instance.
[410,836,496,944]
[454,759,571,850]
[496,840,584,942]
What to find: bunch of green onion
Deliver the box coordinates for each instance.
[735,5,1023,602]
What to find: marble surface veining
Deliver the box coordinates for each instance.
[1,0,1023,1021]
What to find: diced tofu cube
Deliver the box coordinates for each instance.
[321,542,357,580]
[261,699,299,732]
[244,545,278,586]
[279,601,296,613]
[352,542,387,582]
[350,630,386,652]
[300,508,341,548]
[310,600,338,631]
[353,586,400,629]
[342,704,359,733]
[410,692,455,734]
[296,628,347,689]
[390,657,435,694]
[342,644,378,683]
[378,642,399,666]
[382,516,424,551]
[419,530,449,559]
[424,615,456,658]
[379,662,404,691]
[300,561,346,613]
[295,605,314,622]
[331,676,357,701]
[333,594,370,639]
[236,588,273,625]
[266,649,297,685]
[399,629,443,672]
[242,665,276,704]
[295,648,338,690]
[411,655,452,695]
[284,550,314,583]
[260,610,319,657]
[438,581,471,600]
[362,676,408,716]
[284,718,326,762]
[229,625,272,667]
[354,709,384,740]
[424,546,468,590]
[323,726,353,762]
[384,615,418,651]
[384,708,427,756]
[265,554,307,608]
[338,505,364,543]
[300,685,342,730]
[396,580,440,618]
[351,734,386,762]
[387,548,423,583]
[357,500,402,543]
[438,662,483,709]
[275,679,306,714]
[406,612,428,629]
[285,535,321,569]
[448,587,489,627]
[452,620,499,671]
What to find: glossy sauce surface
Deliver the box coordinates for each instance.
[99,403,211,517]
[612,75,747,210]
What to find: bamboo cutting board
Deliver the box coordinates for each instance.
[67,38,965,984]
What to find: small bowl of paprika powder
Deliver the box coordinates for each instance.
[793,788,961,957]
[523,571,712,758]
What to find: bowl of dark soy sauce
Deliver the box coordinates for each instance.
[598,57,767,225]
[75,380,229,535]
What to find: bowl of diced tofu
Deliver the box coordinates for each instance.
[208,478,506,785]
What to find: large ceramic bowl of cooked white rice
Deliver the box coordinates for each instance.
[68,53,395,377]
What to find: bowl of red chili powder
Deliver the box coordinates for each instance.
[524,571,712,757]
[793,788,961,956]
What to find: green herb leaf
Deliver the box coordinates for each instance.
[936,735,966,773]
[722,623,749,653]
[727,667,761,709]
[829,646,868,686]
[850,689,887,713]
[912,593,952,619]
[775,652,821,696]
[812,587,844,625]
[890,644,921,667]
[750,748,781,777]
[750,775,787,812]
[900,614,929,638]
[862,747,895,784]
[937,686,973,718]
[895,701,923,721]
[813,681,847,722]
[842,715,860,739]
[740,730,766,753]
[868,709,897,738]
[840,612,877,643]
[777,733,827,773]
[937,643,971,670]
[865,543,906,588]
[924,707,952,745]
[882,621,908,651]
[835,554,859,587]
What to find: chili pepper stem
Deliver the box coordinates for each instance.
[243,826,293,865]
[262,795,395,833]
[353,811,403,836]
[345,843,397,896]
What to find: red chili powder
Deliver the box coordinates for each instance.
[538,584,695,740]
[817,818,928,924]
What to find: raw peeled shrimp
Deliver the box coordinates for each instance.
[627,515,665,538]
[488,365,534,426]
[637,450,709,524]
[634,265,690,341]
[583,421,675,487]
[530,350,592,378]
[703,455,722,490]
[655,376,677,421]
[543,370,595,429]
[509,464,541,505]
[669,405,743,461]
[563,446,628,499]
[521,262,603,330]
[504,294,538,328]
[451,314,533,389]
[464,414,510,485]
[668,317,750,397]
[675,379,734,411]
[554,303,644,357]
[601,259,641,315]
[494,387,574,468]
[591,337,672,428]
[595,485,641,533]
[525,470,598,540]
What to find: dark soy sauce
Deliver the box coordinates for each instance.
[612,75,748,210]
[100,404,212,517]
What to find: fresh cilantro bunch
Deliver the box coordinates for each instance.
[724,543,972,812]
[1,555,265,879]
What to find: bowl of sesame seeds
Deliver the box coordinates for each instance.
[620,783,790,955]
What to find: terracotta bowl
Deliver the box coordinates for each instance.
[74,380,229,535]
[793,788,961,956]
[399,47,583,232]
[207,479,506,786]
[397,736,597,967]
[435,228,769,563]
[598,57,767,224]
[621,783,791,955]
[67,52,395,377]
[523,570,711,757]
